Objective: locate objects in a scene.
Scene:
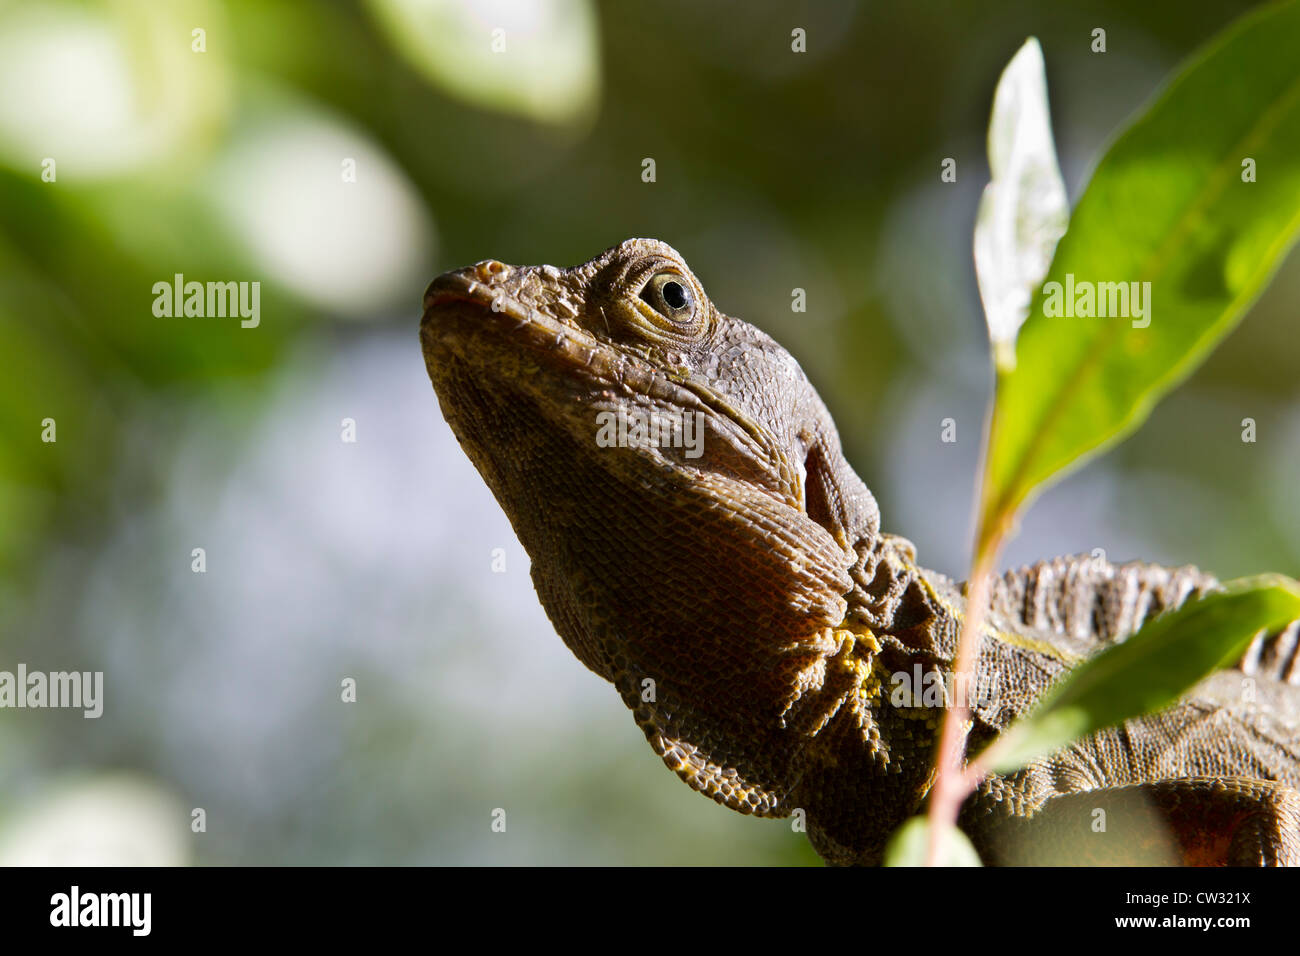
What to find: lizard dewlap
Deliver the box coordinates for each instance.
[420,238,1300,866]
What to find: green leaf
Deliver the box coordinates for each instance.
[883,817,983,867]
[978,1,1300,543]
[364,0,600,124]
[974,38,1068,371]
[981,575,1300,774]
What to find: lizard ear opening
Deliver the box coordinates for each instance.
[803,444,838,536]
[802,438,881,553]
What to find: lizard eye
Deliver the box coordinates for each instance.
[639,272,695,323]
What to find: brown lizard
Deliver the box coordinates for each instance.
[420,238,1300,865]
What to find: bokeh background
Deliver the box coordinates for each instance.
[1,0,1295,865]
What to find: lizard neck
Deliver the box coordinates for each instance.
[847,530,963,665]
[775,526,970,864]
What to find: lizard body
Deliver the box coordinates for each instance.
[420,238,1300,865]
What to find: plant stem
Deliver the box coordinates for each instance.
[923,528,1005,864]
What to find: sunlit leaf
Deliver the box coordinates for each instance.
[365,0,600,124]
[981,575,1300,773]
[883,817,982,867]
[974,37,1068,371]
[0,0,231,179]
[204,101,436,316]
[0,775,189,866]
[978,1,1300,547]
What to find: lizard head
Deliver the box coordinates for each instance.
[421,238,880,815]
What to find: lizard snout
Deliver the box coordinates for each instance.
[422,261,511,312]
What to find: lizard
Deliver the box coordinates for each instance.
[419,237,1300,866]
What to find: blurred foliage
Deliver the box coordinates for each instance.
[0,0,1296,865]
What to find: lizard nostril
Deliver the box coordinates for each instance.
[475,260,508,281]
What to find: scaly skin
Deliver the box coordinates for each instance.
[420,238,1300,865]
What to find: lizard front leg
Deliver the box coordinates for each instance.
[967,776,1300,865]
